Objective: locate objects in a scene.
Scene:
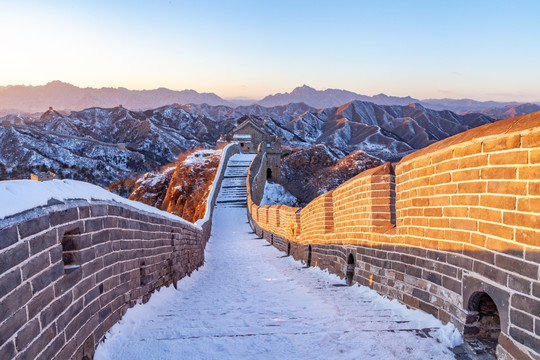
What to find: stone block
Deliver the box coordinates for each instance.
[85,218,103,233]
[18,215,50,239]
[511,294,540,315]
[36,334,65,360]
[0,241,29,274]
[22,251,50,281]
[510,309,534,332]
[0,307,27,344]
[82,258,104,278]
[507,274,531,294]
[73,276,95,300]
[442,276,461,294]
[0,283,31,324]
[18,323,56,360]
[0,341,15,360]
[533,283,540,298]
[56,298,84,332]
[54,267,82,297]
[412,288,430,302]
[0,225,18,250]
[27,286,54,319]
[473,261,507,285]
[31,262,63,294]
[0,268,21,299]
[40,291,72,328]
[50,207,79,227]
[509,326,540,353]
[15,318,40,351]
[418,300,438,317]
[497,333,530,360]
[91,230,110,245]
[28,229,57,256]
[91,204,108,217]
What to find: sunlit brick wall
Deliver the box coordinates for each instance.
[299,191,334,244]
[247,112,540,360]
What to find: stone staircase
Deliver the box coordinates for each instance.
[215,153,256,208]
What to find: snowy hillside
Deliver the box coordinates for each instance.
[129,149,222,223]
[0,100,495,186]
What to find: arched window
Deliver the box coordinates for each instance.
[266,168,272,179]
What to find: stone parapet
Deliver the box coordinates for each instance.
[247,111,540,359]
[0,198,205,359]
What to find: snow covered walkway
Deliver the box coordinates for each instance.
[95,154,463,360]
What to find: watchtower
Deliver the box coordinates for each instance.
[232,116,265,153]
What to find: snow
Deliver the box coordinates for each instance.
[260,181,296,206]
[0,179,195,227]
[136,166,175,187]
[95,185,462,359]
[182,149,221,166]
[194,144,235,227]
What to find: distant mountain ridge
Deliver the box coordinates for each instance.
[259,85,418,108]
[466,103,540,120]
[1,81,538,116]
[0,81,233,113]
[259,85,538,114]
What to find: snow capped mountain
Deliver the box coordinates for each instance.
[0,100,496,186]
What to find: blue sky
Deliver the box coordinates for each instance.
[1,0,539,101]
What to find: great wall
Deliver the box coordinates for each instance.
[0,143,240,359]
[0,112,539,359]
[248,112,540,359]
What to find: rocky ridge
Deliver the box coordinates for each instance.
[0,100,496,186]
[129,149,221,223]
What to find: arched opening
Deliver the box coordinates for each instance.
[287,242,291,256]
[266,168,272,179]
[346,254,355,286]
[307,245,312,267]
[464,291,500,356]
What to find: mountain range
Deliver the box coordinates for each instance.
[1,82,538,117]
[0,100,498,186]
[0,81,233,113]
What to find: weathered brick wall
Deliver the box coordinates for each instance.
[0,200,205,360]
[247,112,540,360]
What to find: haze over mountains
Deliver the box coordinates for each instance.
[1,81,538,117]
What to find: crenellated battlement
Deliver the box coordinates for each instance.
[247,111,540,359]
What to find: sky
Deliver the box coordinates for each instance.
[0,0,539,101]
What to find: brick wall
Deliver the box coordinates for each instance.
[0,200,205,359]
[247,111,540,359]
